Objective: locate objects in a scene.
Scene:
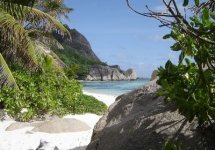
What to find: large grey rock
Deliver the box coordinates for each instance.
[86,65,137,81]
[125,68,137,80]
[32,118,91,133]
[6,118,91,133]
[6,122,33,131]
[87,80,215,150]
[150,70,158,81]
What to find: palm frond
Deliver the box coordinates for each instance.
[28,29,64,49]
[0,9,38,68]
[24,7,70,36]
[0,0,69,71]
[0,0,35,19]
[0,53,18,89]
[1,0,35,6]
[35,0,73,20]
[0,2,70,37]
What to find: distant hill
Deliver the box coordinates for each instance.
[53,25,137,81]
[54,25,102,65]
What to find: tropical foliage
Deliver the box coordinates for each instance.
[0,0,69,87]
[126,0,215,126]
[53,44,107,79]
[0,0,107,121]
[35,0,73,20]
[156,0,215,126]
[0,67,107,121]
[0,54,18,89]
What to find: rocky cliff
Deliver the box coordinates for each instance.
[65,29,101,62]
[85,65,137,81]
[150,69,158,81]
[55,27,101,62]
[87,80,215,150]
[55,26,137,81]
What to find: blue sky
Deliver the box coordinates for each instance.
[64,0,179,77]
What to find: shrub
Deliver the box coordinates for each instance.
[75,95,107,115]
[65,64,89,80]
[157,6,215,126]
[0,69,107,121]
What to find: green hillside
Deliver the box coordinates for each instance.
[53,44,104,66]
[53,44,107,79]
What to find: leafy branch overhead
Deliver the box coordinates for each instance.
[127,0,215,126]
[126,0,215,44]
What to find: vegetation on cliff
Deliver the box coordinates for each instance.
[52,27,108,80]
[53,44,107,80]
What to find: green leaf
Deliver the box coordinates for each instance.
[0,53,18,89]
[165,60,173,70]
[210,12,215,20]
[2,0,35,6]
[163,140,181,150]
[185,58,191,65]
[202,8,210,24]
[163,34,171,39]
[183,0,189,6]
[24,7,70,36]
[194,0,199,6]
[208,107,215,120]
[0,9,38,68]
[170,43,181,51]
[179,52,185,64]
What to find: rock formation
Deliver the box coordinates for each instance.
[6,118,90,133]
[125,68,137,80]
[150,70,158,81]
[87,80,215,150]
[55,27,137,81]
[36,140,59,150]
[85,65,137,81]
[55,27,100,62]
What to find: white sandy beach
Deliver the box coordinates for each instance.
[83,91,118,106]
[0,91,117,150]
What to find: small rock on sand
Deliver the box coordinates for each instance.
[6,118,91,133]
[32,118,91,133]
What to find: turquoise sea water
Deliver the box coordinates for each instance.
[82,79,150,96]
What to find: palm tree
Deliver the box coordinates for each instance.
[35,0,73,20]
[0,0,70,88]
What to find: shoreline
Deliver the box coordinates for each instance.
[83,90,118,107]
[0,91,117,150]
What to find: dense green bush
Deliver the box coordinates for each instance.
[76,95,107,115]
[0,69,107,121]
[157,4,215,126]
[65,64,89,80]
